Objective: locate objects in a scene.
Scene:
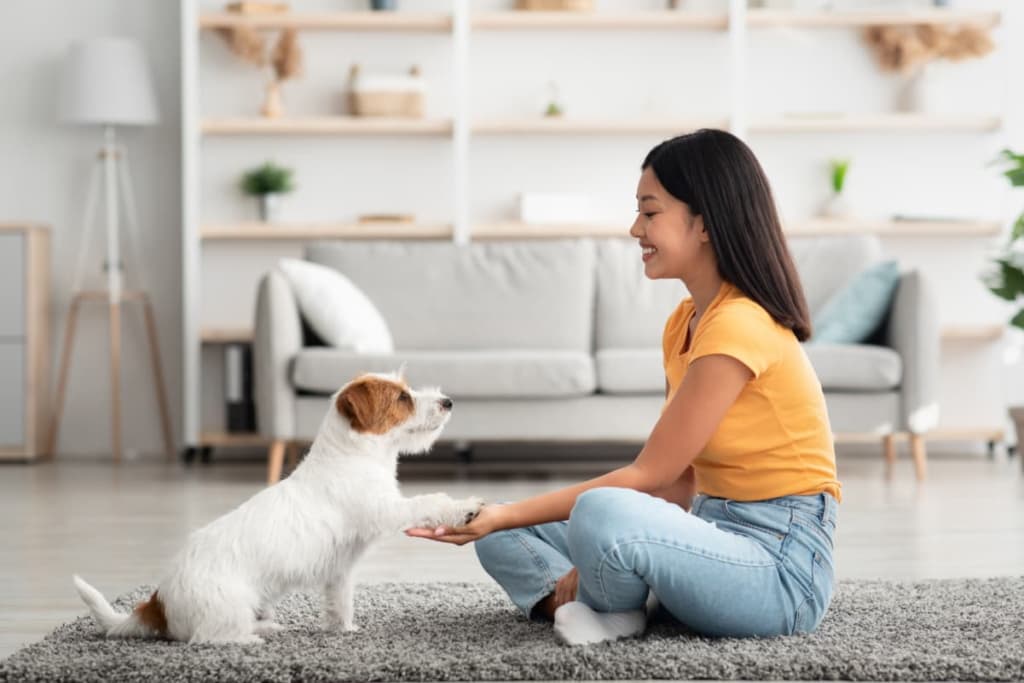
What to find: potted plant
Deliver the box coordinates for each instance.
[241,161,294,222]
[820,158,851,219]
[215,21,303,117]
[981,148,1024,452]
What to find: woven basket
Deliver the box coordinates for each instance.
[348,91,423,118]
[516,0,593,9]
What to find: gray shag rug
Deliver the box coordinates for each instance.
[2,578,1022,682]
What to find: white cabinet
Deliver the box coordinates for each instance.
[0,225,49,460]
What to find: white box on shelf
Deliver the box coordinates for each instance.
[519,192,598,225]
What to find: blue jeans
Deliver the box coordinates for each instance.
[475,487,838,637]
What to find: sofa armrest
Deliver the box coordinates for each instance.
[253,270,302,439]
[883,269,940,434]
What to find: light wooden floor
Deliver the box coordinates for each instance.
[2,449,1022,659]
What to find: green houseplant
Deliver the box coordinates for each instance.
[241,161,294,222]
[820,158,851,218]
[982,148,1024,453]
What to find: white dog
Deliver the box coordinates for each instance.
[73,372,483,644]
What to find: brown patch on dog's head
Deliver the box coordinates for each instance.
[336,375,415,434]
[133,591,168,637]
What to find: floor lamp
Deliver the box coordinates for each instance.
[49,37,174,461]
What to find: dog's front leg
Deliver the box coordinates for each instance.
[396,493,485,531]
[323,575,357,632]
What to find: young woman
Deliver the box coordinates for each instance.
[407,129,841,645]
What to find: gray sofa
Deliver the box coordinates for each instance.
[253,235,939,483]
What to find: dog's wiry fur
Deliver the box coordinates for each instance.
[73,372,482,644]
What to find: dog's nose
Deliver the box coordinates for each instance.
[439,397,453,411]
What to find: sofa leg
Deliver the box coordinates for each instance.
[882,433,897,476]
[909,433,927,481]
[267,439,286,486]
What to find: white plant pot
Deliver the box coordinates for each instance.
[258,193,281,223]
[820,192,850,219]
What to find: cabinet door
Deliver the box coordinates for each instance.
[0,342,25,447]
[0,233,25,338]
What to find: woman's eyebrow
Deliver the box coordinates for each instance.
[637,195,660,203]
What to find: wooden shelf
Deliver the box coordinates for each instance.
[751,113,1001,133]
[201,328,254,344]
[747,8,1000,29]
[786,219,1001,237]
[472,11,727,30]
[473,222,627,240]
[473,117,728,135]
[202,117,453,136]
[199,431,269,448]
[199,11,452,32]
[941,324,1005,342]
[201,222,452,241]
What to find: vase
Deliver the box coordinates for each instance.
[820,192,850,219]
[261,80,283,118]
[895,65,935,113]
[258,193,281,222]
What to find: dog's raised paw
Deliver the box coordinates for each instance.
[459,496,485,524]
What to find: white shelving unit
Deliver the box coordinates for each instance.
[181,0,1007,452]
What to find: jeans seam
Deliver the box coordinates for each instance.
[510,530,558,615]
[592,537,779,608]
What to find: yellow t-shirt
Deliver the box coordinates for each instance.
[663,281,841,503]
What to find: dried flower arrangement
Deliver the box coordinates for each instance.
[862,23,994,75]
[215,16,303,118]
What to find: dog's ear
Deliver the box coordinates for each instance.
[336,382,375,433]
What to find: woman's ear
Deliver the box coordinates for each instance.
[694,214,710,243]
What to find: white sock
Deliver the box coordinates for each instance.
[553,601,646,646]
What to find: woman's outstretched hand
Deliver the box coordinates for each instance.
[405,503,505,545]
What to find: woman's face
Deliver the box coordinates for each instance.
[629,166,709,281]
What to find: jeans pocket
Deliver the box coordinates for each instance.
[723,500,792,540]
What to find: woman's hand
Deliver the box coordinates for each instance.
[405,503,505,545]
[554,567,579,607]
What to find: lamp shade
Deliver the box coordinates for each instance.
[58,37,158,126]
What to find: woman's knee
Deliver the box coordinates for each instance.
[568,487,644,546]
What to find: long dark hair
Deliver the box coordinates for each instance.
[642,129,812,341]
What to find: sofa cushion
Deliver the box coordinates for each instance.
[595,239,686,350]
[788,235,882,318]
[595,348,664,395]
[811,260,900,344]
[804,343,902,391]
[305,240,595,352]
[291,348,596,398]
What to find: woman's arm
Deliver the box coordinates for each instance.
[409,353,752,545]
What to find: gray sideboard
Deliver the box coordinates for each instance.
[0,224,49,460]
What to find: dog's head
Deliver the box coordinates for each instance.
[332,372,452,454]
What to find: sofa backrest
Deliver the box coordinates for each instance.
[305,239,595,351]
[595,239,687,350]
[788,234,882,317]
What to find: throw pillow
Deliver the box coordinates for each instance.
[277,258,394,353]
[811,260,900,344]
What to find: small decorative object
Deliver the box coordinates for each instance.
[544,81,564,118]
[370,0,397,9]
[820,158,851,218]
[516,0,593,10]
[862,23,994,113]
[358,214,415,224]
[348,64,424,118]
[981,149,1024,449]
[216,3,303,118]
[241,161,295,222]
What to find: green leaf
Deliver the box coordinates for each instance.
[240,161,295,195]
[1011,308,1024,331]
[1004,167,1024,187]
[1012,214,1024,242]
[987,259,1024,301]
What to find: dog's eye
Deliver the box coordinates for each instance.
[398,391,412,403]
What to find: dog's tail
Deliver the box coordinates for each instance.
[72,575,166,639]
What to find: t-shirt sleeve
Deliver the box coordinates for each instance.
[688,302,780,378]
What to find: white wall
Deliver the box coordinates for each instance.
[1,0,1021,455]
[0,0,181,456]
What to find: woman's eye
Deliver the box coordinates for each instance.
[644,212,657,219]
